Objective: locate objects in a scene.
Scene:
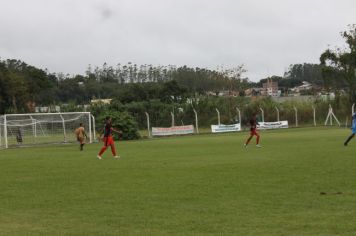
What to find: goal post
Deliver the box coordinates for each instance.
[0,112,95,149]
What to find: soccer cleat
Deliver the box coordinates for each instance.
[344,142,348,146]
[256,144,262,148]
[97,155,102,160]
[114,155,120,159]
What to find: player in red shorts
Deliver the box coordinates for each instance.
[97,116,121,159]
[244,113,261,148]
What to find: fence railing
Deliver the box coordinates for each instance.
[139,104,354,137]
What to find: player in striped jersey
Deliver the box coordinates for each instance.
[97,116,121,159]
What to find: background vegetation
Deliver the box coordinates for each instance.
[0,25,355,139]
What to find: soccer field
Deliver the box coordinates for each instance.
[1,127,356,235]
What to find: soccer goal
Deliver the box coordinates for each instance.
[0,112,95,149]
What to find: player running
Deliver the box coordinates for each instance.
[244,113,261,148]
[75,123,88,151]
[344,112,356,146]
[97,116,121,159]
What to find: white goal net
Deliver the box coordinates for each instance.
[0,112,95,149]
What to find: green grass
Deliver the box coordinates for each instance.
[1,127,356,235]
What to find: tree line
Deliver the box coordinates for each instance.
[0,24,355,116]
[0,59,326,114]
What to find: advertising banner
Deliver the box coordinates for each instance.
[152,125,195,136]
[257,121,289,130]
[211,123,241,133]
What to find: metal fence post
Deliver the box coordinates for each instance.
[275,106,279,122]
[259,107,264,123]
[215,108,221,125]
[171,112,175,127]
[236,107,241,124]
[193,109,199,134]
[145,112,151,137]
[312,106,316,127]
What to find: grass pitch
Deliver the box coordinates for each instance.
[1,127,356,235]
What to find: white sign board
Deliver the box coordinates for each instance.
[257,121,289,130]
[211,123,241,133]
[152,125,194,136]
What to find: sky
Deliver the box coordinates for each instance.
[0,0,355,81]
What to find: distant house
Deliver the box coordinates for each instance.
[290,81,313,93]
[35,106,60,113]
[221,90,239,97]
[90,99,113,105]
[262,79,280,97]
[318,92,335,101]
[244,88,262,97]
[206,90,239,97]
[206,91,217,96]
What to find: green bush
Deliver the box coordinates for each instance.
[95,110,140,140]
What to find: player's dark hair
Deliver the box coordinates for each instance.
[79,123,83,126]
[105,116,111,120]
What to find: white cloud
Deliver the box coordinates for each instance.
[0,0,355,81]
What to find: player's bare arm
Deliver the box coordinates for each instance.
[111,127,122,134]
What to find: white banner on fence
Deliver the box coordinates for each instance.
[257,121,289,130]
[152,125,194,136]
[211,123,241,133]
